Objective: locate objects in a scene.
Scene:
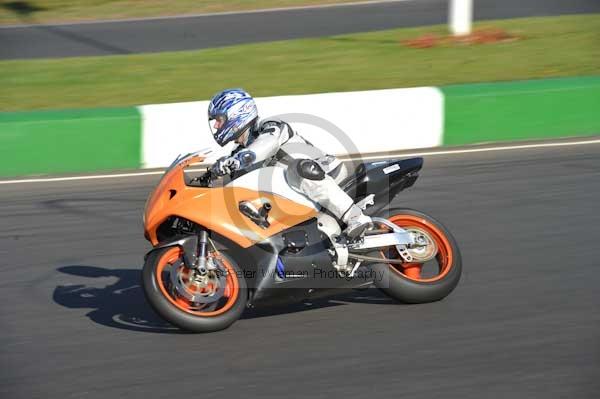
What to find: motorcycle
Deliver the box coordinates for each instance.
[142,149,461,332]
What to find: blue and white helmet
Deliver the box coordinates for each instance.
[208,89,259,146]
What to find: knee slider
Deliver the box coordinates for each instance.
[297,159,325,180]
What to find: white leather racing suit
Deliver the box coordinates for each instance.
[226,119,356,221]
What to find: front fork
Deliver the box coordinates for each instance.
[147,231,211,273]
[196,230,209,275]
[194,230,224,277]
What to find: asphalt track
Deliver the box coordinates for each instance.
[1,138,599,398]
[2,0,600,59]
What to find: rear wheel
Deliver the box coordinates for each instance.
[142,245,247,332]
[371,208,461,303]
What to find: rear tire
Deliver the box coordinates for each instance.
[371,208,461,303]
[142,245,247,333]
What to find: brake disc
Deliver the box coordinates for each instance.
[170,258,227,304]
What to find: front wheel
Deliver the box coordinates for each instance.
[371,208,462,303]
[142,245,247,332]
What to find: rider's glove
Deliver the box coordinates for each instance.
[213,156,241,176]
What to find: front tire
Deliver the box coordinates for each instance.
[142,245,247,333]
[371,208,462,303]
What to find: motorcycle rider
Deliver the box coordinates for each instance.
[208,88,372,238]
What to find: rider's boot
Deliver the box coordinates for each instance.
[342,204,372,239]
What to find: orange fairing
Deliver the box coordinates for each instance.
[144,155,317,248]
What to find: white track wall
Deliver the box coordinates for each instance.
[140,87,444,169]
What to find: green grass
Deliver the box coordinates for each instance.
[0,0,370,25]
[1,14,600,111]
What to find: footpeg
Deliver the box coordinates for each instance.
[344,221,373,240]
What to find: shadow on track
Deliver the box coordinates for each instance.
[53,266,180,334]
[53,265,397,334]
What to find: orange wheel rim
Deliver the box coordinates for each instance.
[155,247,240,316]
[386,214,454,283]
